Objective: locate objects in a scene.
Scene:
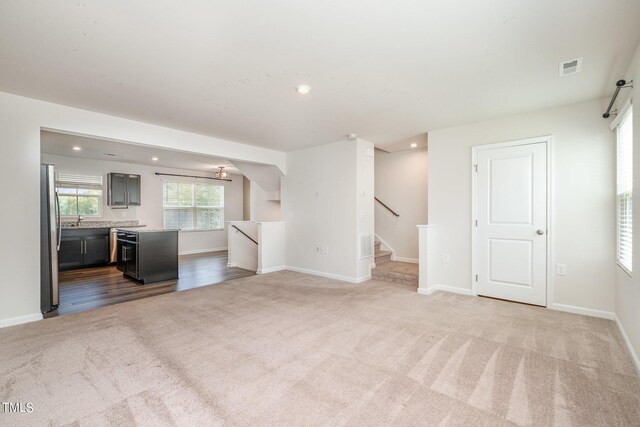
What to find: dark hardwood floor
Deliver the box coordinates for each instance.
[45,251,255,318]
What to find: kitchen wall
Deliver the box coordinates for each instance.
[614,38,640,372]
[427,98,615,316]
[41,154,244,254]
[0,90,286,328]
[374,147,428,261]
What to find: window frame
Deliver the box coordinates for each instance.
[162,180,225,232]
[56,173,104,218]
[615,103,633,276]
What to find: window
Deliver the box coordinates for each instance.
[616,105,633,273]
[163,181,224,230]
[56,173,103,217]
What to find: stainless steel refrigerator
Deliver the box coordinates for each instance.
[40,164,60,313]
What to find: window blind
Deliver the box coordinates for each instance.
[616,105,633,273]
[56,173,103,189]
[162,181,224,230]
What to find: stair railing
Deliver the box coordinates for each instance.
[231,225,258,245]
[374,197,400,217]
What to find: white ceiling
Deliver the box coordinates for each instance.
[3,1,640,152]
[41,131,239,174]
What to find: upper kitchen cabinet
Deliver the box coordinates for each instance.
[107,173,141,207]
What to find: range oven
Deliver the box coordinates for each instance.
[116,231,139,279]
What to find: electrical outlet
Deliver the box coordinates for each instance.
[443,253,450,263]
[556,264,567,275]
[121,211,127,218]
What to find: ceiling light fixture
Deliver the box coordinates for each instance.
[72,146,82,151]
[152,157,159,161]
[410,143,418,148]
[296,84,311,94]
[215,166,228,179]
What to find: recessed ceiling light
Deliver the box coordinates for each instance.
[410,143,418,148]
[72,146,82,151]
[296,84,311,94]
[152,157,159,161]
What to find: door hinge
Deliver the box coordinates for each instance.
[473,164,478,172]
[475,219,478,227]
[475,274,478,282]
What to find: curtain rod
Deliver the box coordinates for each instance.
[155,172,232,182]
[603,79,633,118]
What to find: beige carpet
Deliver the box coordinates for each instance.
[1,271,639,426]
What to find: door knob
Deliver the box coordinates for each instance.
[536,230,544,235]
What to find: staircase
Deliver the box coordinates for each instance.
[371,240,419,287]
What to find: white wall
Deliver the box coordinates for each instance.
[356,139,375,278]
[250,181,281,222]
[227,221,258,271]
[40,154,243,254]
[258,222,286,274]
[0,91,286,328]
[427,98,615,315]
[243,176,251,220]
[615,39,640,370]
[282,138,373,282]
[375,148,428,261]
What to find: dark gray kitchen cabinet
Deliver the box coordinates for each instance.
[107,173,141,207]
[58,235,84,270]
[58,228,110,271]
[116,230,178,283]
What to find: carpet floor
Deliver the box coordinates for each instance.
[1,271,639,426]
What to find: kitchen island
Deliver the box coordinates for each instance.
[116,228,179,283]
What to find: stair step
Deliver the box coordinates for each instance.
[375,250,392,263]
[371,261,419,287]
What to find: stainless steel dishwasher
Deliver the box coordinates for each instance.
[109,228,118,263]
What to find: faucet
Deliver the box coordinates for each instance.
[77,215,84,226]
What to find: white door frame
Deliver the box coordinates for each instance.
[471,136,554,306]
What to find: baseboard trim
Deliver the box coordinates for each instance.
[417,284,473,296]
[285,266,366,284]
[257,266,286,274]
[614,314,640,377]
[0,312,43,329]
[548,303,614,320]
[392,257,418,264]
[179,247,227,256]
[226,261,237,267]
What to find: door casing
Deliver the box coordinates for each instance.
[471,136,554,306]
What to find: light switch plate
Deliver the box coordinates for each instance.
[556,264,567,275]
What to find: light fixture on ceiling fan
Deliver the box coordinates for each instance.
[215,166,228,179]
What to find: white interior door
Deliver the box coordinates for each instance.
[475,141,547,306]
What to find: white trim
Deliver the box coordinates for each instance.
[226,261,238,267]
[614,314,640,377]
[285,266,369,283]
[548,303,614,320]
[179,247,227,256]
[0,313,43,329]
[417,284,474,296]
[374,234,394,256]
[471,136,553,307]
[256,265,286,274]
[393,257,418,263]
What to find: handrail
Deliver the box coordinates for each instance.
[374,197,400,217]
[231,225,258,245]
